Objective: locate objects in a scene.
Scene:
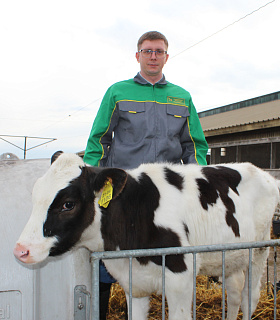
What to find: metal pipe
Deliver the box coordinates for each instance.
[162,255,166,320]
[129,257,132,320]
[248,248,252,318]
[222,251,226,320]
[273,246,277,320]
[193,253,197,320]
[90,239,280,261]
[91,257,100,320]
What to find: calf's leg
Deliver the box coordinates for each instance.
[225,271,245,320]
[241,247,269,319]
[165,271,192,320]
[125,294,149,320]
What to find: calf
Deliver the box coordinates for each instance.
[14,152,280,320]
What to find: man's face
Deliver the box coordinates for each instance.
[136,39,169,80]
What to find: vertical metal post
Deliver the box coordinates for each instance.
[270,142,273,169]
[91,257,100,320]
[273,246,277,320]
[193,253,197,320]
[162,255,166,320]
[267,259,269,296]
[248,248,252,318]
[128,257,132,320]
[236,145,241,162]
[24,136,27,159]
[222,251,226,320]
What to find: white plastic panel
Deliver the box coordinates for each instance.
[0,158,91,320]
[0,291,21,320]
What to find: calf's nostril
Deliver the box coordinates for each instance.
[20,250,29,258]
[14,244,30,260]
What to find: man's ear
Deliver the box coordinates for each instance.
[93,168,128,200]
[164,53,169,64]
[136,51,140,63]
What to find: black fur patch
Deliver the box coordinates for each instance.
[164,167,184,191]
[43,166,95,256]
[101,172,187,273]
[43,166,187,273]
[183,223,189,240]
[196,166,241,237]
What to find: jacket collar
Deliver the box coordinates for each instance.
[134,72,168,85]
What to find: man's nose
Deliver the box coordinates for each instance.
[150,51,157,59]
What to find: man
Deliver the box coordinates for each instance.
[84,31,208,318]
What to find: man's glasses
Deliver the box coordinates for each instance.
[138,49,167,58]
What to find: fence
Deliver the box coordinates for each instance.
[89,239,280,320]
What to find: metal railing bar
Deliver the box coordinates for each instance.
[91,258,100,320]
[222,250,226,320]
[193,253,197,320]
[248,248,252,318]
[274,246,277,320]
[90,239,280,260]
[267,258,269,296]
[129,257,132,320]
[162,255,166,320]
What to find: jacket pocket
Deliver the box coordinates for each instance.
[166,104,190,118]
[118,101,145,114]
[166,104,190,136]
[117,101,146,145]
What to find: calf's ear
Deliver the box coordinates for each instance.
[93,168,128,200]
[51,151,64,164]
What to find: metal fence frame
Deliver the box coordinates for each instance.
[90,239,280,320]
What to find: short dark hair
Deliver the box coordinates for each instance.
[137,31,168,51]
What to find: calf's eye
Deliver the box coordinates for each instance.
[62,202,75,212]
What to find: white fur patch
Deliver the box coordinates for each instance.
[16,153,85,263]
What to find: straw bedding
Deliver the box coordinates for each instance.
[107,276,280,319]
[107,230,280,319]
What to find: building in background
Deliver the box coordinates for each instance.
[199,91,280,169]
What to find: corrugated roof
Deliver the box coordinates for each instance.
[199,98,280,132]
[199,91,280,118]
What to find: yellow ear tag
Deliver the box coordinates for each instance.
[98,180,113,208]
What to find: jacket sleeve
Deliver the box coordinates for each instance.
[83,87,118,167]
[181,97,208,166]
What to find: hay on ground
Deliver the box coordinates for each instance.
[107,275,280,319]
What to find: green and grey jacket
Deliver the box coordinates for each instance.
[84,73,208,169]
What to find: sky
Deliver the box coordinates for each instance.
[0,0,279,160]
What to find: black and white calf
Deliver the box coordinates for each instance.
[14,153,280,320]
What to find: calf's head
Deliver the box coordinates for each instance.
[13,152,127,264]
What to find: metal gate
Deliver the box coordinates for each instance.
[89,239,280,320]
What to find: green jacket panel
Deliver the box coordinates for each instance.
[84,73,208,168]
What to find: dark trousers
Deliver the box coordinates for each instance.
[99,282,112,320]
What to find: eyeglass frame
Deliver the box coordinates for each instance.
[138,49,168,57]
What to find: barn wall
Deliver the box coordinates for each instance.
[208,142,280,169]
